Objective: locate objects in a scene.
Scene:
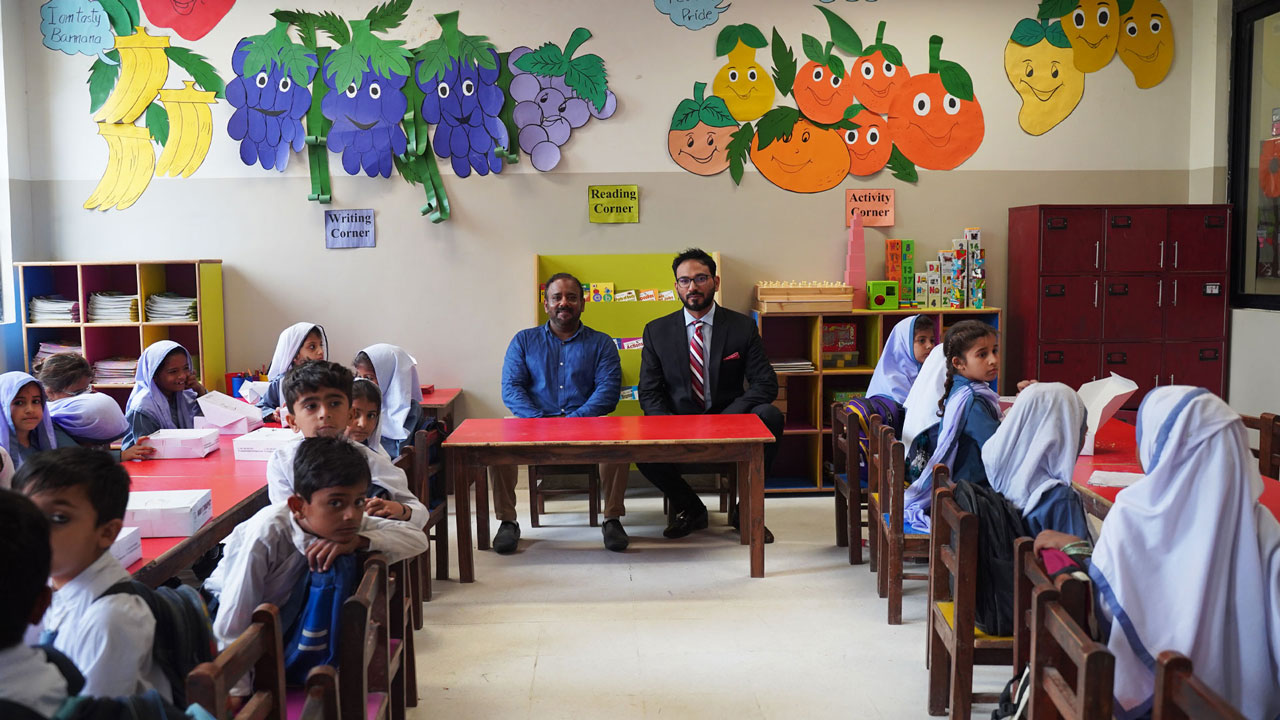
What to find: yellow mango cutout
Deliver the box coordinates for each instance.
[1117,0,1173,89]
[712,41,775,122]
[1060,0,1119,73]
[1004,39,1085,135]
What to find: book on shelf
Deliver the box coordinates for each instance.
[33,341,84,367]
[29,295,80,323]
[145,293,198,321]
[770,358,816,373]
[92,357,139,384]
[87,292,140,322]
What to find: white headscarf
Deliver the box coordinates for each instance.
[866,316,926,405]
[126,341,198,428]
[360,344,421,443]
[0,372,58,467]
[267,322,328,381]
[351,378,391,459]
[902,344,946,447]
[48,392,130,443]
[1089,387,1280,720]
[981,383,1085,517]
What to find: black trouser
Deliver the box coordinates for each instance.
[638,403,785,516]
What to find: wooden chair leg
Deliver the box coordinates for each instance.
[927,622,950,716]
[419,544,432,605]
[888,537,903,625]
[409,550,423,630]
[848,486,861,565]
[435,517,449,581]
[528,467,541,528]
[588,466,601,527]
[949,640,973,720]
[868,502,880,574]
[718,474,728,513]
[835,485,849,548]
[877,527,889,599]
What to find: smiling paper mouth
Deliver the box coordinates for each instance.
[851,147,871,160]
[1020,80,1063,102]
[772,157,811,173]
[1079,33,1110,49]
[680,148,718,164]
[863,84,890,98]
[253,107,287,117]
[1125,41,1163,63]
[347,116,378,130]
[910,122,957,148]
[805,86,836,106]
[729,86,757,99]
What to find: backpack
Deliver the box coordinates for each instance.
[991,665,1032,720]
[952,481,1030,637]
[281,553,360,685]
[98,582,217,708]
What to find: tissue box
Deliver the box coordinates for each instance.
[233,427,300,461]
[110,526,142,568]
[195,391,264,435]
[125,489,213,537]
[147,429,219,459]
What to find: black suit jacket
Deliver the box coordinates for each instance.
[639,304,778,416]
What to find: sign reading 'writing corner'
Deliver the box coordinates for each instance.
[325,209,375,249]
[588,185,639,224]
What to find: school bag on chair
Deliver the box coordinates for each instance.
[952,481,1030,637]
[281,552,360,685]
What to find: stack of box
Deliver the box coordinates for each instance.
[925,260,942,308]
[821,321,859,368]
[900,239,915,307]
[965,228,985,309]
[885,238,901,301]
[844,216,867,307]
[949,239,968,308]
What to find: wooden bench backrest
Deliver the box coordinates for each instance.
[1029,581,1113,720]
[1241,412,1280,478]
[299,666,340,720]
[1152,651,1247,720]
[186,604,286,720]
[340,556,389,720]
[929,482,977,637]
[1013,539,1090,673]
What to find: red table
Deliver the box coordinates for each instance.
[443,415,776,581]
[1073,419,1280,520]
[123,436,270,586]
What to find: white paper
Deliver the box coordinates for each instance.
[146,428,219,459]
[124,489,213,537]
[238,381,271,404]
[233,427,299,461]
[196,391,263,434]
[109,526,142,567]
[1087,470,1144,488]
[1076,373,1138,455]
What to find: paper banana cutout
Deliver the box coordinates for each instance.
[84,122,155,210]
[156,81,216,177]
[94,27,170,124]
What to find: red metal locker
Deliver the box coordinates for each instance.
[1165,274,1228,339]
[1037,344,1101,389]
[1102,277,1164,340]
[1039,276,1102,340]
[1167,208,1229,273]
[1102,343,1162,409]
[1040,209,1104,274]
[1105,208,1167,273]
[1163,342,1225,396]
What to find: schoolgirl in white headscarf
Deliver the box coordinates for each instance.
[257,322,328,420]
[355,344,423,458]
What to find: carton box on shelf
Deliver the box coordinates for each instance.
[146,429,219,459]
[124,489,213,537]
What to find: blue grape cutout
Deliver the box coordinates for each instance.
[321,61,409,178]
[417,48,507,178]
[226,38,316,172]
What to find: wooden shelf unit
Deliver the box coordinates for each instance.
[753,307,1004,493]
[16,260,227,409]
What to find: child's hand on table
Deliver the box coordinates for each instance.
[121,440,156,462]
[306,535,368,571]
[365,498,411,522]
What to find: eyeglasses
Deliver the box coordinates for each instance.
[66,384,94,396]
[676,274,713,288]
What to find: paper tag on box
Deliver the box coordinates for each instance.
[146,429,219,459]
[1076,373,1138,455]
[110,525,142,568]
[125,489,213,537]
[234,427,300,461]
[196,391,264,435]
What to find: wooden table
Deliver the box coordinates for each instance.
[1072,419,1280,520]
[123,436,270,586]
[443,414,776,582]
[420,387,461,430]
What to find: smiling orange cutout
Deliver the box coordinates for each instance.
[747,110,848,193]
[887,36,984,171]
[844,108,893,176]
[850,22,910,115]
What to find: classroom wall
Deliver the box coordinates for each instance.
[5,0,1215,418]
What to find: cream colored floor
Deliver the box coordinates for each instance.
[408,481,1008,720]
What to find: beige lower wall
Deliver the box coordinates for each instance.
[23,169,1191,417]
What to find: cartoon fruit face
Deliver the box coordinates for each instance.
[1004,20,1084,136]
[669,81,738,175]
[844,109,892,176]
[419,47,507,177]
[851,22,909,115]
[1117,0,1173,89]
[794,61,855,125]
[711,24,774,122]
[748,112,849,193]
[226,27,317,171]
[140,0,236,41]
[1061,0,1120,72]
[886,36,984,171]
[321,62,409,178]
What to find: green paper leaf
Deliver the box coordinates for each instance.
[670,98,701,131]
[771,28,796,97]
[513,42,568,77]
[886,145,917,183]
[273,10,321,49]
[1011,18,1047,46]
[241,35,276,77]
[277,41,320,86]
[842,104,867,120]
[393,153,420,184]
[324,42,365,90]
[1117,0,1135,13]
[1045,21,1072,48]
[565,54,607,111]
[458,33,498,70]
[88,51,120,113]
[815,5,863,56]
[97,0,132,37]
[738,24,768,49]
[1037,0,1077,19]
[801,34,824,65]
[827,53,845,78]
[118,0,139,26]
[755,106,799,151]
[699,98,736,128]
[315,11,351,45]
[562,27,592,60]
[728,122,754,186]
[365,0,412,33]
[166,47,226,97]
[435,11,461,58]
[413,39,450,84]
[715,25,740,57]
[877,44,904,67]
[145,101,168,146]
[938,61,974,102]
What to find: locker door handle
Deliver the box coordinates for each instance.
[1046,217,1069,230]
[1205,215,1226,228]
[1111,215,1132,228]
[1173,240,1179,268]
[1154,374,1160,387]
[1159,241,1165,269]
[1173,279,1178,306]
[1094,241,1100,269]
[1157,280,1163,308]
[1093,280,1099,307]
[1170,374,1175,385]
[1044,284,1066,297]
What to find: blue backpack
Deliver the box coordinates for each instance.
[281,553,360,685]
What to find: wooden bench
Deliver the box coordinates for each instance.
[1153,651,1247,720]
[874,424,930,625]
[831,403,870,565]
[186,604,287,720]
[1241,412,1279,478]
[1013,538,1089,676]
[393,429,450,618]
[1028,579,1114,720]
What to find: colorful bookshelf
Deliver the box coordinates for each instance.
[16,260,226,410]
[752,306,1004,493]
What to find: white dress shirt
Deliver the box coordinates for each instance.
[266,434,428,530]
[683,303,716,411]
[0,644,71,717]
[203,501,429,650]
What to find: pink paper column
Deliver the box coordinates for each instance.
[845,214,867,308]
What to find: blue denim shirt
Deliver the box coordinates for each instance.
[501,323,621,418]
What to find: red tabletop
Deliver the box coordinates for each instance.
[421,387,461,409]
[444,414,776,446]
[1073,418,1280,519]
[127,434,285,478]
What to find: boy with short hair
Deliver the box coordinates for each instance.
[14,449,171,700]
[266,361,427,529]
[205,435,428,650]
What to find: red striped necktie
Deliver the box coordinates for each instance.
[690,320,705,408]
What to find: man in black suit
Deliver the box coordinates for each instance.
[638,248,783,540]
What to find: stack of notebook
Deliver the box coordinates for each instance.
[87,292,140,322]
[92,357,138,385]
[770,358,816,373]
[32,341,84,367]
[29,295,80,323]
[145,293,198,321]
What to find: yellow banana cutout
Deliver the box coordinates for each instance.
[1117,0,1173,89]
[94,27,170,125]
[85,122,155,211]
[156,82,217,178]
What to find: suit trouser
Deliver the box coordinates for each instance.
[637,403,785,515]
[490,463,630,523]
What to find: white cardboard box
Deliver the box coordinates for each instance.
[125,489,213,537]
[110,526,142,567]
[147,428,220,459]
[195,391,264,435]
[233,427,299,461]
[1076,373,1138,455]
[194,415,258,436]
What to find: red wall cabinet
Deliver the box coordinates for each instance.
[1009,204,1230,409]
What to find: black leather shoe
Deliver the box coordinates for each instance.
[602,519,629,552]
[663,506,709,539]
[729,505,775,544]
[493,521,520,554]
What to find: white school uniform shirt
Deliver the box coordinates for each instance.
[0,644,71,717]
[265,433,428,530]
[684,304,715,411]
[29,550,172,700]
[203,502,429,650]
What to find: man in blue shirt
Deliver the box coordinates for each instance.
[491,272,628,554]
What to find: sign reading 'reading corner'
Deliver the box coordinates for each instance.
[588,185,639,224]
[846,189,894,227]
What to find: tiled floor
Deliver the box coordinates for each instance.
[409,486,1009,719]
